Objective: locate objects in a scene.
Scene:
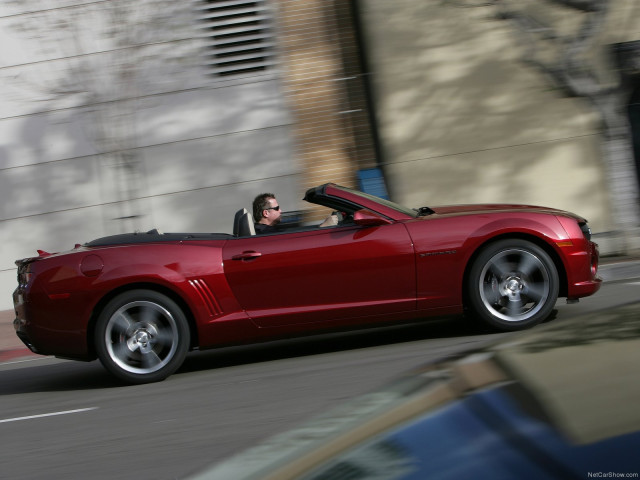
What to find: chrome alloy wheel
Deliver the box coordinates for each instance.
[478,248,551,322]
[104,300,179,375]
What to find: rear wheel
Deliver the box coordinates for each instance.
[467,239,559,331]
[95,290,189,384]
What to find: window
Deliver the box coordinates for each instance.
[196,0,277,77]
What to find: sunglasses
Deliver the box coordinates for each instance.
[265,206,280,211]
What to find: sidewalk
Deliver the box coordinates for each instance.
[2,258,640,363]
[0,308,34,362]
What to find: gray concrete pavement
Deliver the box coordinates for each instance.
[2,257,639,362]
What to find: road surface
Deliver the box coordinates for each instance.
[1,279,638,480]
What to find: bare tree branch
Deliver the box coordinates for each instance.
[4,0,198,231]
[495,0,640,247]
[546,0,601,12]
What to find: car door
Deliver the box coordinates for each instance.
[222,223,416,327]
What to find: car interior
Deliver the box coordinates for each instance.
[232,206,357,238]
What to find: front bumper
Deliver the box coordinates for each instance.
[565,241,602,300]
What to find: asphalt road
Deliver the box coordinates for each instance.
[1,280,639,480]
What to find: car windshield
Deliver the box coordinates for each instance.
[334,185,418,218]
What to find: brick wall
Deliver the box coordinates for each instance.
[274,0,379,218]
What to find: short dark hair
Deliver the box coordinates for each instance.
[253,193,275,220]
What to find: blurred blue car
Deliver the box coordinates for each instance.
[189,302,640,480]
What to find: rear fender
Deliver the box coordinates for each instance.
[87,249,250,350]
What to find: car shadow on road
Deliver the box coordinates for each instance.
[178,313,513,375]
[0,312,557,394]
[0,360,121,395]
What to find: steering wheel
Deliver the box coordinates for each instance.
[332,211,353,225]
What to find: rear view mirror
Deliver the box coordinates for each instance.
[353,209,392,226]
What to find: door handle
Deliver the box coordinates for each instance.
[231,251,262,261]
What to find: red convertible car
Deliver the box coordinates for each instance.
[13,184,601,383]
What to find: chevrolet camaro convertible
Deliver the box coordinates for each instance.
[13,184,601,383]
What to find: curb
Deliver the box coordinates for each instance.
[0,348,36,363]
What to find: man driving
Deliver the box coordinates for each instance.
[252,192,341,234]
[253,193,282,234]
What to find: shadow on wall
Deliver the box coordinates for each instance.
[361,0,612,230]
[1,83,298,262]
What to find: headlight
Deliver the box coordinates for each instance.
[579,222,592,241]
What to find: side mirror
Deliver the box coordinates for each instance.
[353,209,392,226]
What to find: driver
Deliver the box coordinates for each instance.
[253,193,282,234]
[252,192,341,234]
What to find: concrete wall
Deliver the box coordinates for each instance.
[0,1,299,310]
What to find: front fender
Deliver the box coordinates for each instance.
[462,215,570,263]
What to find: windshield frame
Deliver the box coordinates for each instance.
[329,184,418,219]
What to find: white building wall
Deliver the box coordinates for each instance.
[0,1,299,310]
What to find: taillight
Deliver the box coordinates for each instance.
[16,260,35,287]
[18,270,32,287]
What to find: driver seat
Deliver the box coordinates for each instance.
[233,208,247,236]
[237,212,256,237]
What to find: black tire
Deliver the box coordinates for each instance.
[467,239,559,331]
[94,290,190,384]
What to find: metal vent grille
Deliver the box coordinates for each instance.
[196,0,277,77]
[189,279,223,316]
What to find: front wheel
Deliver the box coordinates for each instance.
[467,240,559,331]
[94,290,190,384]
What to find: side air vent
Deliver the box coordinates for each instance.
[196,0,278,77]
[189,279,223,316]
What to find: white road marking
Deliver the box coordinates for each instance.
[0,407,98,424]
[1,357,43,365]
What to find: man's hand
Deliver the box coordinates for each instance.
[319,212,341,227]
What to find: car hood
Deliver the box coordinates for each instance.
[428,203,585,221]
